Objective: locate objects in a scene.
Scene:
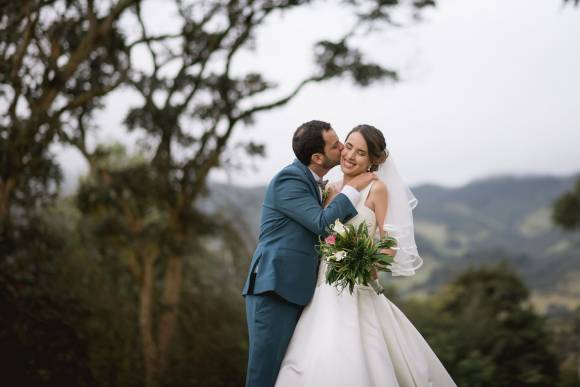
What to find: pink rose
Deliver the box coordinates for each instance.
[325,235,336,245]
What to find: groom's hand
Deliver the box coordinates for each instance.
[348,172,377,191]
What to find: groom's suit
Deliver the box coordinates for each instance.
[242,159,358,387]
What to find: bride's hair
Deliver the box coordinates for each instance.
[346,124,389,172]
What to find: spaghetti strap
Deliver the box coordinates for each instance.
[359,181,374,207]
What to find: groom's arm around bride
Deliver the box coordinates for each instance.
[242,120,376,387]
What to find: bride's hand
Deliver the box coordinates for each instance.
[348,172,377,191]
[380,248,396,257]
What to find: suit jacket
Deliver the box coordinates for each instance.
[242,159,358,305]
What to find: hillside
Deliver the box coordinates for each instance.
[208,173,580,313]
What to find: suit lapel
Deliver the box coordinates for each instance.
[292,159,322,205]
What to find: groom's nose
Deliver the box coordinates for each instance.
[338,142,344,151]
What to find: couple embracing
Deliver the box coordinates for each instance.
[242,120,456,387]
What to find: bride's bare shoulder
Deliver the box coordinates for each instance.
[370,179,387,197]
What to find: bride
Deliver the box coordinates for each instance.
[275,125,456,387]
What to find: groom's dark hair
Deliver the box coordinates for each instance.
[292,120,332,166]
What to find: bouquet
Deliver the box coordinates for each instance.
[318,219,397,294]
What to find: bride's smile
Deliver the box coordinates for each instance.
[245,121,453,387]
[340,132,371,176]
[275,124,452,387]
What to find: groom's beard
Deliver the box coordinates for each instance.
[322,156,340,170]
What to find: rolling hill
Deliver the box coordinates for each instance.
[208,173,580,314]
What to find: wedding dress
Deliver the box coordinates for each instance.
[275,182,457,387]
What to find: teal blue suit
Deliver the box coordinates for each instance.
[242,159,358,387]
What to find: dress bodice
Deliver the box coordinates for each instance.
[345,181,377,237]
[317,182,377,288]
[277,181,457,387]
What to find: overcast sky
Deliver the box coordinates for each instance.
[59,0,580,189]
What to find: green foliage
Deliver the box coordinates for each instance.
[314,40,398,86]
[398,175,580,301]
[548,306,580,387]
[553,178,580,231]
[17,1,555,386]
[0,203,96,386]
[403,264,560,387]
[0,274,95,387]
[321,221,396,293]
[0,0,136,235]
[0,186,250,386]
[163,254,248,387]
[0,189,572,386]
[72,143,254,385]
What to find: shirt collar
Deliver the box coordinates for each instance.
[309,168,323,183]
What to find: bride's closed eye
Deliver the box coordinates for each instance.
[344,143,368,157]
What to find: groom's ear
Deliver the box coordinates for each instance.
[310,153,323,165]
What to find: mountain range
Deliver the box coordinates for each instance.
[208,173,580,315]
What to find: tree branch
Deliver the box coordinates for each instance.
[9,9,37,81]
[87,0,98,30]
[127,33,182,51]
[56,70,128,116]
[235,75,323,123]
[167,22,236,112]
[135,2,160,73]
[188,121,236,200]
[8,9,38,122]
[57,108,91,161]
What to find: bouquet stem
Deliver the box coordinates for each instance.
[370,280,384,295]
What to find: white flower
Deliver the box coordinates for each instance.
[333,219,347,237]
[334,250,347,261]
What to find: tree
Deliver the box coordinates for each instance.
[553,178,580,231]
[3,1,435,385]
[550,306,580,387]
[431,264,560,387]
[0,274,95,387]
[0,192,100,386]
[0,4,142,383]
[0,0,139,234]
[71,1,434,386]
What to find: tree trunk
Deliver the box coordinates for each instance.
[0,178,16,228]
[577,351,580,384]
[157,255,183,376]
[139,253,159,387]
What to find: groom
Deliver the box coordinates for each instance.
[242,120,377,387]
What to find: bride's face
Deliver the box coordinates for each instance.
[341,132,371,176]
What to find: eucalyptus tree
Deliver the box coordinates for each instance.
[2,1,434,385]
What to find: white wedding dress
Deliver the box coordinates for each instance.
[275,183,456,387]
